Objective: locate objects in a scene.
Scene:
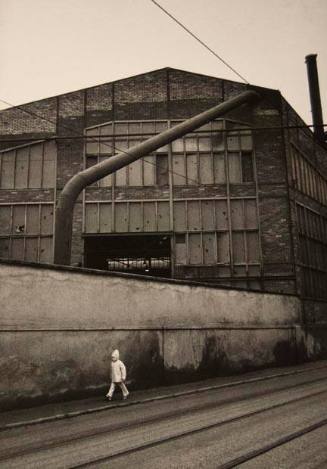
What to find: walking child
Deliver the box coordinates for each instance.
[106,349,129,401]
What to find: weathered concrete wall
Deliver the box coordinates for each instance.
[0,261,311,410]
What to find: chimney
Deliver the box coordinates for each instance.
[305,54,325,142]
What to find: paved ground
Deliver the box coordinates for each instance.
[1,361,326,468]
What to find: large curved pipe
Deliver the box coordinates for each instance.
[54,90,260,265]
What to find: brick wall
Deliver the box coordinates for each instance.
[0,98,57,136]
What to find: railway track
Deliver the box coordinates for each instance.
[70,386,327,468]
[1,367,326,468]
[218,417,327,469]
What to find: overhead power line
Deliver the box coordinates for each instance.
[149,0,249,84]
[0,97,200,184]
[0,123,326,145]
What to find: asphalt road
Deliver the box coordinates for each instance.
[1,366,326,468]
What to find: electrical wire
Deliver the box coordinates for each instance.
[0,97,200,185]
[149,0,249,84]
[0,123,326,144]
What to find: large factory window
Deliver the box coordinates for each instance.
[83,119,260,281]
[290,143,327,206]
[173,198,260,275]
[84,201,170,233]
[84,119,254,188]
[0,141,56,189]
[0,203,54,262]
[296,203,327,299]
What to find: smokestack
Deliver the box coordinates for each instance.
[305,54,325,142]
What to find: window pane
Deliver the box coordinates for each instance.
[157,202,170,231]
[129,203,143,232]
[99,124,113,135]
[143,202,156,231]
[114,140,128,152]
[189,233,202,264]
[43,141,56,188]
[199,154,213,184]
[175,234,187,264]
[11,238,24,260]
[233,232,245,263]
[247,231,260,262]
[186,153,198,185]
[172,155,185,185]
[115,203,128,232]
[240,131,252,151]
[115,123,128,135]
[231,200,244,230]
[0,238,10,258]
[99,139,113,154]
[25,237,38,262]
[156,155,168,186]
[187,201,201,231]
[174,201,186,232]
[128,160,142,186]
[227,132,239,151]
[85,204,98,233]
[1,151,15,189]
[39,237,53,263]
[244,200,257,229]
[29,144,43,188]
[141,122,155,134]
[211,133,224,151]
[115,166,127,186]
[26,205,40,234]
[198,137,211,151]
[201,200,215,231]
[241,152,254,182]
[185,137,198,152]
[215,200,228,230]
[217,232,230,263]
[15,147,29,188]
[143,155,155,186]
[86,138,99,154]
[213,153,226,183]
[171,139,184,152]
[0,206,11,234]
[12,205,25,234]
[99,203,112,233]
[40,205,54,234]
[228,153,241,183]
[129,122,141,134]
[203,233,216,264]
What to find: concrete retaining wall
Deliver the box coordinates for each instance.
[0,261,319,410]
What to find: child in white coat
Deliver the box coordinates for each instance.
[106,349,129,401]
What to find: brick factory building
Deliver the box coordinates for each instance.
[0,67,326,320]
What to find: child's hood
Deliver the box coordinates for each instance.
[111,349,120,360]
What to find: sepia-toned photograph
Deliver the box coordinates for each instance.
[0,0,326,467]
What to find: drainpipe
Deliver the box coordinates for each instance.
[54,90,260,265]
[305,54,325,142]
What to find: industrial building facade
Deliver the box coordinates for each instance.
[0,68,326,317]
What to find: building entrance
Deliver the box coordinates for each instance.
[84,234,171,277]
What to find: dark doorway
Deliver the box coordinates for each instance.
[84,234,171,277]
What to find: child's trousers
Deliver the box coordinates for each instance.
[107,381,129,398]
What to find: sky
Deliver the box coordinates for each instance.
[0,0,326,124]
